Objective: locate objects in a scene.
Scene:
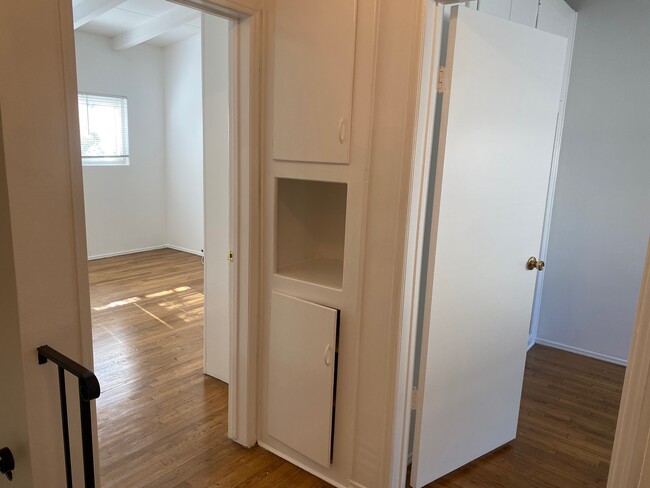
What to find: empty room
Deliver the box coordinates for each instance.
[73,0,234,484]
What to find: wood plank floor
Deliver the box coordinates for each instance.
[89,249,330,488]
[90,249,625,488]
[414,345,625,488]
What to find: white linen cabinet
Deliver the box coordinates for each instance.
[259,0,369,486]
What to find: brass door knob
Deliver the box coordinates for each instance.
[527,256,545,271]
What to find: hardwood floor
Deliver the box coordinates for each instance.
[90,249,625,488]
[89,249,330,488]
[414,346,625,488]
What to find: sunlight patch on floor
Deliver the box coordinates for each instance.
[93,296,141,311]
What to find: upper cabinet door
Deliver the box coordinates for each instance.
[272,0,357,164]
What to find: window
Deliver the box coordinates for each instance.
[78,93,129,166]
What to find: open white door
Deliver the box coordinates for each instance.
[203,14,231,383]
[410,7,567,487]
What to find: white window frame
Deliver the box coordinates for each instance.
[78,92,130,166]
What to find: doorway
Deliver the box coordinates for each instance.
[396,2,627,488]
[72,0,234,483]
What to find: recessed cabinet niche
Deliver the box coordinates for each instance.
[272,0,357,164]
[276,178,347,289]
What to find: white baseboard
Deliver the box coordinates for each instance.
[166,244,204,257]
[257,441,347,488]
[88,244,204,261]
[348,482,369,488]
[534,338,628,366]
[527,334,536,351]
[88,245,166,261]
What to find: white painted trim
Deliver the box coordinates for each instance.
[226,15,240,444]
[230,9,261,448]
[607,240,650,487]
[87,245,167,261]
[175,0,262,448]
[88,245,203,261]
[166,244,204,256]
[257,441,347,488]
[535,338,628,366]
[390,3,444,487]
[528,5,578,343]
[527,334,536,350]
[59,0,101,479]
[348,481,370,488]
[172,0,261,18]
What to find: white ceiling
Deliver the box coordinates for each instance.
[73,0,201,48]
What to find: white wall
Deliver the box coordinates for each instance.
[0,107,34,488]
[75,32,167,259]
[537,0,650,363]
[164,35,205,254]
[76,31,206,258]
[1,1,96,483]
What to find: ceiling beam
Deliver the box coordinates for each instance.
[112,7,200,51]
[73,0,127,29]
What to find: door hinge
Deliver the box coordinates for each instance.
[411,387,419,410]
[437,66,448,94]
[227,249,234,262]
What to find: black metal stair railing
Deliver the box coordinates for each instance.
[0,447,15,481]
[37,345,100,488]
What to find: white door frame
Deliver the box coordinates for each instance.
[607,240,650,487]
[527,0,577,346]
[390,2,444,486]
[60,0,263,449]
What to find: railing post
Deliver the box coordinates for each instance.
[38,345,100,488]
[58,366,73,488]
[78,381,95,488]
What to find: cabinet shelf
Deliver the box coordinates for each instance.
[277,256,344,289]
[276,178,347,289]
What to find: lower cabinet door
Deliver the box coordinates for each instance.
[267,291,340,468]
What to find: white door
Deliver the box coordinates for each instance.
[203,14,231,383]
[410,7,567,487]
[267,292,339,468]
[0,111,34,486]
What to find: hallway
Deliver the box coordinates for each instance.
[89,249,625,487]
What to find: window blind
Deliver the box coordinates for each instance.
[78,93,129,165]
